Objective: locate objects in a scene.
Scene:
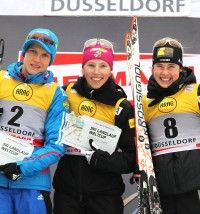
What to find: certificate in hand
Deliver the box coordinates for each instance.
[0,132,34,165]
[62,112,122,154]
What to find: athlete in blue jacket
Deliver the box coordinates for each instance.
[0,28,69,214]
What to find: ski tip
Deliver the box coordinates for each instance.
[130,17,137,32]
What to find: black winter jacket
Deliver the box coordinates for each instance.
[145,68,200,196]
[53,77,136,197]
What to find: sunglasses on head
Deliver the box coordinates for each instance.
[84,38,114,51]
[154,39,182,50]
[27,33,57,47]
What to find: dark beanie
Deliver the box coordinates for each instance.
[152,42,183,67]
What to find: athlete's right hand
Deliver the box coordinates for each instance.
[0,162,21,181]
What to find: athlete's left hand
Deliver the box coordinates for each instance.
[130,165,142,184]
[0,162,21,181]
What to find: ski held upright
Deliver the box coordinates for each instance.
[125,17,162,214]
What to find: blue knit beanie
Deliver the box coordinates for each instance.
[22,28,59,65]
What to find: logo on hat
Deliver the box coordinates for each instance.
[157,47,174,58]
[90,47,107,58]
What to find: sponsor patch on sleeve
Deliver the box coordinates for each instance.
[128,118,135,128]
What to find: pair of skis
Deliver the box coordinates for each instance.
[125,17,162,214]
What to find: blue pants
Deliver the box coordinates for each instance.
[0,188,50,214]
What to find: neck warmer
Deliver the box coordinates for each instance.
[147,67,196,107]
[73,77,127,106]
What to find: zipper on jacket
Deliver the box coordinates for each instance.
[89,90,94,98]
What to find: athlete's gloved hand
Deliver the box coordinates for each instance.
[0,162,21,181]
[88,139,110,168]
[130,165,142,184]
[81,139,109,166]
[81,139,98,163]
[89,139,99,151]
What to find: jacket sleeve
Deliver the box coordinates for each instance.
[17,86,69,177]
[90,99,136,174]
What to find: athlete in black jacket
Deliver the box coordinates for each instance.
[53,38,136,214]
[143,37,200,214]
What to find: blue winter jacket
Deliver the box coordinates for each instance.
[0,62,69,192]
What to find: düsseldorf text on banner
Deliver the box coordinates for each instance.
[44,0,191,17]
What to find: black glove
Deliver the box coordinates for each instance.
[88,139,110,168]
[89,139,99,151]
[82,139,98,164]
[130,165,142,184]
[0,162,21,181]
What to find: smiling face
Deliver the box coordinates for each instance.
[21,43,51,77]
[152,62,181,88]
[82,59,112,89]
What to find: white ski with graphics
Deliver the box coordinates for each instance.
[125,17,162,214]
